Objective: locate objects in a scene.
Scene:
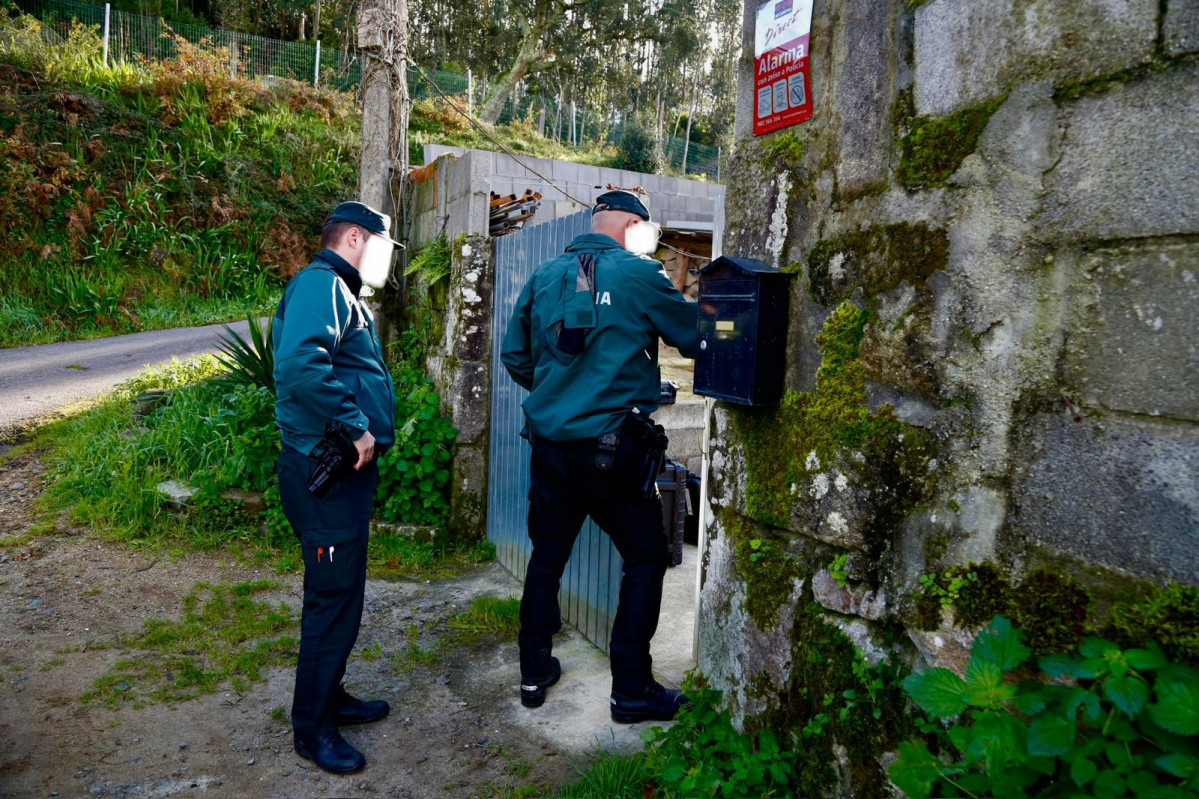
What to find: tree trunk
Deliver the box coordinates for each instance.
[313,0,320,40]
[681,68,698,173]
[479,33,546,124]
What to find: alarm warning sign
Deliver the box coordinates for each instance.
[753,0,813,136]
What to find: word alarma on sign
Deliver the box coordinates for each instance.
[753,0,813,136]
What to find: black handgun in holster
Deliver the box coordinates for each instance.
[620,409,669,500]
[307,426,358,496]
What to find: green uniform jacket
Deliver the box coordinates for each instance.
[501,233,699,441]
[272,249,396,455]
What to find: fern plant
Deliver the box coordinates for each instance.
[404,236,452,285]
[216,315,275,394]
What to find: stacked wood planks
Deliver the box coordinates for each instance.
[489,189,542,237]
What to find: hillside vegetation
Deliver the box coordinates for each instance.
[0,11,636,349]
[0,14,359,347]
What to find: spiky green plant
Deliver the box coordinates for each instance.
[216,315,275,394]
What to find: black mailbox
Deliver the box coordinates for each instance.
[693,256,794,406]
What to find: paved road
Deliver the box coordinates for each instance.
[0,320,253,438]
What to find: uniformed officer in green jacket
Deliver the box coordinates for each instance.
[500,190,699,722]
[273,201,398,775]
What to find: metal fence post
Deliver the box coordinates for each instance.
[101,3,110,67]
[467,68,473,117]
[313,39,320,87]
[716,146,721,182]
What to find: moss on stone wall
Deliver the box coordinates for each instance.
[744,600,913,798]
[946,562,1011,628]
[728,302,937,570]
[1010,570,1092,656]
[1103,583,1199,668]
[759,130,806,175]
[721,507,805,629]
[805,222,949,308]
[896,95,1006,189]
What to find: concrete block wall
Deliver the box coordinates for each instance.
[702,0,1199,792]
[423,144,727,237]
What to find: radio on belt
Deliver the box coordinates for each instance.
[693,255,794,407]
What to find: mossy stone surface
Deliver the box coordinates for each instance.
[728,302,937,569]
[1103,583,1199,668]
[743,600,912,799]
[759,130,806,175]
[895,95,1006,189]
[946,562,1011,629]
[805,223,949,308]
[721,507,805,630]
[1011,570,1092,656]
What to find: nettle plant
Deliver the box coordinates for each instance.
[891,616,1199,797]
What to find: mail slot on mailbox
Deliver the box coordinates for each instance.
[693,256,794,406]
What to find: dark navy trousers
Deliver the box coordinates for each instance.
[520,434,670,695]
[277,446,378,735]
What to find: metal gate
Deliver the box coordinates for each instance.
[486,211,623,653]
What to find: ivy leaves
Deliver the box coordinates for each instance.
[890,616,1199,797]
[376,367,457,527]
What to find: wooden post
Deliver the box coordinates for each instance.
[356,0,408,344]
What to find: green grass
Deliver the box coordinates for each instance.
[407,96,617,169]
[368,534,496,580]
[26,355,494,581]
[557,748,652,799]
[35,356,296,564]
[391,623,441,673]
[82,580,297,707]
[448,595,521,638]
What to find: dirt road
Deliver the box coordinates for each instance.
[0,453,653,799]
[0,321,253,440]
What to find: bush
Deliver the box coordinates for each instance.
[617,120,664,174]
[375,363,457,527]
[891,615,1199,797]
[643,680,798,797]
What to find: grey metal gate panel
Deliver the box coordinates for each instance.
[486,211,623,653]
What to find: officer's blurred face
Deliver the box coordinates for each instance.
[359,233,396,289]
[624,217,662,256]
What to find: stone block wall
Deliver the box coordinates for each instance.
[403,152,495,543]
[701,0,1198,793]
[425,235,494,543]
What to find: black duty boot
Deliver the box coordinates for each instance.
[520,648,561,708]
[334,690,390,725]
[610,681,688,723]
[293,729,366,774]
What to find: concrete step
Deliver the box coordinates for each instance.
[655,399,706,431]
[654,399,705,473]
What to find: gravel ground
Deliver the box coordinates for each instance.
[0,451,623,799]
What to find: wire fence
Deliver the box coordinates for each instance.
[10,0,722,179]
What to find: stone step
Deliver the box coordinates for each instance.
[654,399,706,431]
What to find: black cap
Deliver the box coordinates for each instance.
[327,201,402,247]
[592,190,651,221]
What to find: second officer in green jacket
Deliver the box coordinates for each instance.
[273,201,397,775]
[501,190,699,722]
